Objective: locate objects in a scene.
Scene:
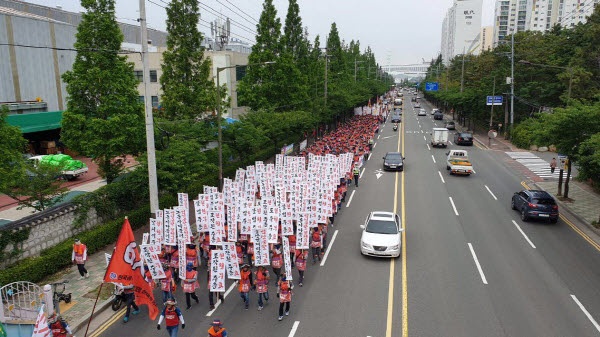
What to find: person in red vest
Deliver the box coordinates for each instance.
[295,249,308,287]
[254,265,270,310]
[185,243,199,270]
[122,283,140,323]
[238,264,253,310]
[277,273,293,321]
[207,318,228,337]
[310,228,322,264]
[271,244,283,280]
[157,298,185,336]
[48,311,73,337]
[160,264,176,304]
[71,239,88,279]
[235,242,244,265]
[182,262,200,310]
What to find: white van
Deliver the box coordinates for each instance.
[431,128,449,147]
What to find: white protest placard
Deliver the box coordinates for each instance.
[282,236,293,280]
[174,206,186,244]
[179,240,187,277]
[251,228,270,266]
[222,242,241,280]
[163,209,177,245]
[251,205,264,230]
[209,211,224,246]
[149,218,163,245]
[296,215,310,249]
[194,198,209,232]
[178,192,189,210]
[227,205,237,241]
[140,244,166,279]
[209,250,226,292]
[267,209,279,243]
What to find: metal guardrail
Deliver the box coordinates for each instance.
[0,281,44,323]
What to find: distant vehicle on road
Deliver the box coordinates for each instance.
[382,152,404,171]
[433,111,444,120]
[445,121,456,130]
[431,128,449,148]
[394,98,403,105]
[360,211,403,258]
[391,114,401,123]
[414,102,421,108]
[446,149,473,175]
[394,107,402,115]
[454,132,474,146]
[431,108,441,115]
[417,109,427,116]
[511,190,559,223]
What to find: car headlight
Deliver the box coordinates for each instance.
[361,242,372,249]
[390,245,399,250]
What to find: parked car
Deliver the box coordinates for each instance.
[511,190,559,223]
[360,211,403,258]
[445,121,456,130]
[454,132,473,146]
[433,111,444,120]
[382,152,404,171]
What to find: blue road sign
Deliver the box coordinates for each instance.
[486,95,503,105]
[425,82,439,91]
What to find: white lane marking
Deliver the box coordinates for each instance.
[360,167,365,179]
[426,144,431,150]
[485,185,498,200]
[468,243,488,284]
[346,190,356,208]
[373,142,377,149]
[320,230,339,266]
[438,171,445,184]
[423,135,426,141]
[377,134,381,139]
[571,294,600,333]
[368,153,372,161]
[431,155,436,163]
[288,321,301,337]
[206,282,236,316]
[449,141,453,145]
[449,197,459,216]
[421,130,424,133]
[512,220,536,249]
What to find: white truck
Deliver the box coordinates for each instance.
[29,154,88,181]
[446,149,473,175]
[431,128,449,148]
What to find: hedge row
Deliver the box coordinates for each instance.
[0,203,155,285]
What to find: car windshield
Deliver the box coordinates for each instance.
[460,133,472,137]
[366,219,398,234]
[385,154,402,160]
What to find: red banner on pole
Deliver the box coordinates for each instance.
[103,217,158,320]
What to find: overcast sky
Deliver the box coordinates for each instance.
[23,0,496,65]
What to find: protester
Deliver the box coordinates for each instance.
[295,249,308,287]
[310,228,322,264]
[277,273,293,321]
[122,283,140,323]
[160,265,176,304]
[71,239,88,280]
[48,311,74,337]
[185,243,199,270]
[238,264,253,310]
[157,299,185,337]
[182,262,200,310]
[271,244,283,280]
[254,265,270,310]
[207,319,228,337]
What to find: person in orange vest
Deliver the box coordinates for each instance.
[310,228,322,264]
[71,239,88,279]
[122,283,140,323]
[246,241,255,266]
[182,262,200,310]
[295,249,308,287]
[47,311,73,337]
[185,243,199,270]
[254,265,270,310]
[160,264,176,304]
[238,264,253,310]
[271,244,283,280]
[235,242,244,265]
[169,245,180,285]
[207,318,228,337]
[277,272,293,321]
[156,298,185,336]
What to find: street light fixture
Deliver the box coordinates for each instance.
[215,61,275,190]
[518,60,573,103]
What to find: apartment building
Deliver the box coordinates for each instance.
[441,0,484,65]
[493,0,534,46]
[480,26,494,52]
[559,0,600,27]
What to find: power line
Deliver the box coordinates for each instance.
[197,2,257,36]
[216,0,259,26]
[0,42,139,54]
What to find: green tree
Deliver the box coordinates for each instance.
[160,0,215,120]
[5,162,68,212]
[578,133,600,189]
[61,0,145,184]
[237,0,282,111]
[0,106,27,194]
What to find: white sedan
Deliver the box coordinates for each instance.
[418,109,427,116]
[360,211,403,258]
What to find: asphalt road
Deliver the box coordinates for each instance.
[91,92,600,337]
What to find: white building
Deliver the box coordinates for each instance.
[493,0,534,46]
[528,0,562,31]
[441,0,483,65]
[559,0,600,27]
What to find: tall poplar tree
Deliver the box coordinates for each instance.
[237,0,281,110]
[160,0,214,120]
[62,0,144,183]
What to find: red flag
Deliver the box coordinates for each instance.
[104,217,158,320]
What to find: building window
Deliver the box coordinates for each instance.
[236,66,247,82]
[151,96,159,108]
[134,70,143,82]
[150,70,158,82]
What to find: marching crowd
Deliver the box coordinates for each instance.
[52,113,383,337]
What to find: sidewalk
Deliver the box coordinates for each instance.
[448,113,600,238]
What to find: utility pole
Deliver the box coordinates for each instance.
[510,33,515,138]
[139,0,159,212]
[489,76,496,128]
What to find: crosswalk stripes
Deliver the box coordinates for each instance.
[505,152,571,179]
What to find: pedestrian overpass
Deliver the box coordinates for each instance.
[384,63,429,81]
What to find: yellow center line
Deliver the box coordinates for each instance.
[401,110,408,337]
[87,307,126,337]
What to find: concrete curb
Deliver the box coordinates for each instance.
[72,296,114,334]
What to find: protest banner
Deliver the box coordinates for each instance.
[209,250,226,292]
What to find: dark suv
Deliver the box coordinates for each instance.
[383,152,404,171]
[454,132,473,146]
[511,190,559,223]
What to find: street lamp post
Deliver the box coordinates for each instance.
[215,61,275,191]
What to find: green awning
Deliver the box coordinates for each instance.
[7,111,63,133]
